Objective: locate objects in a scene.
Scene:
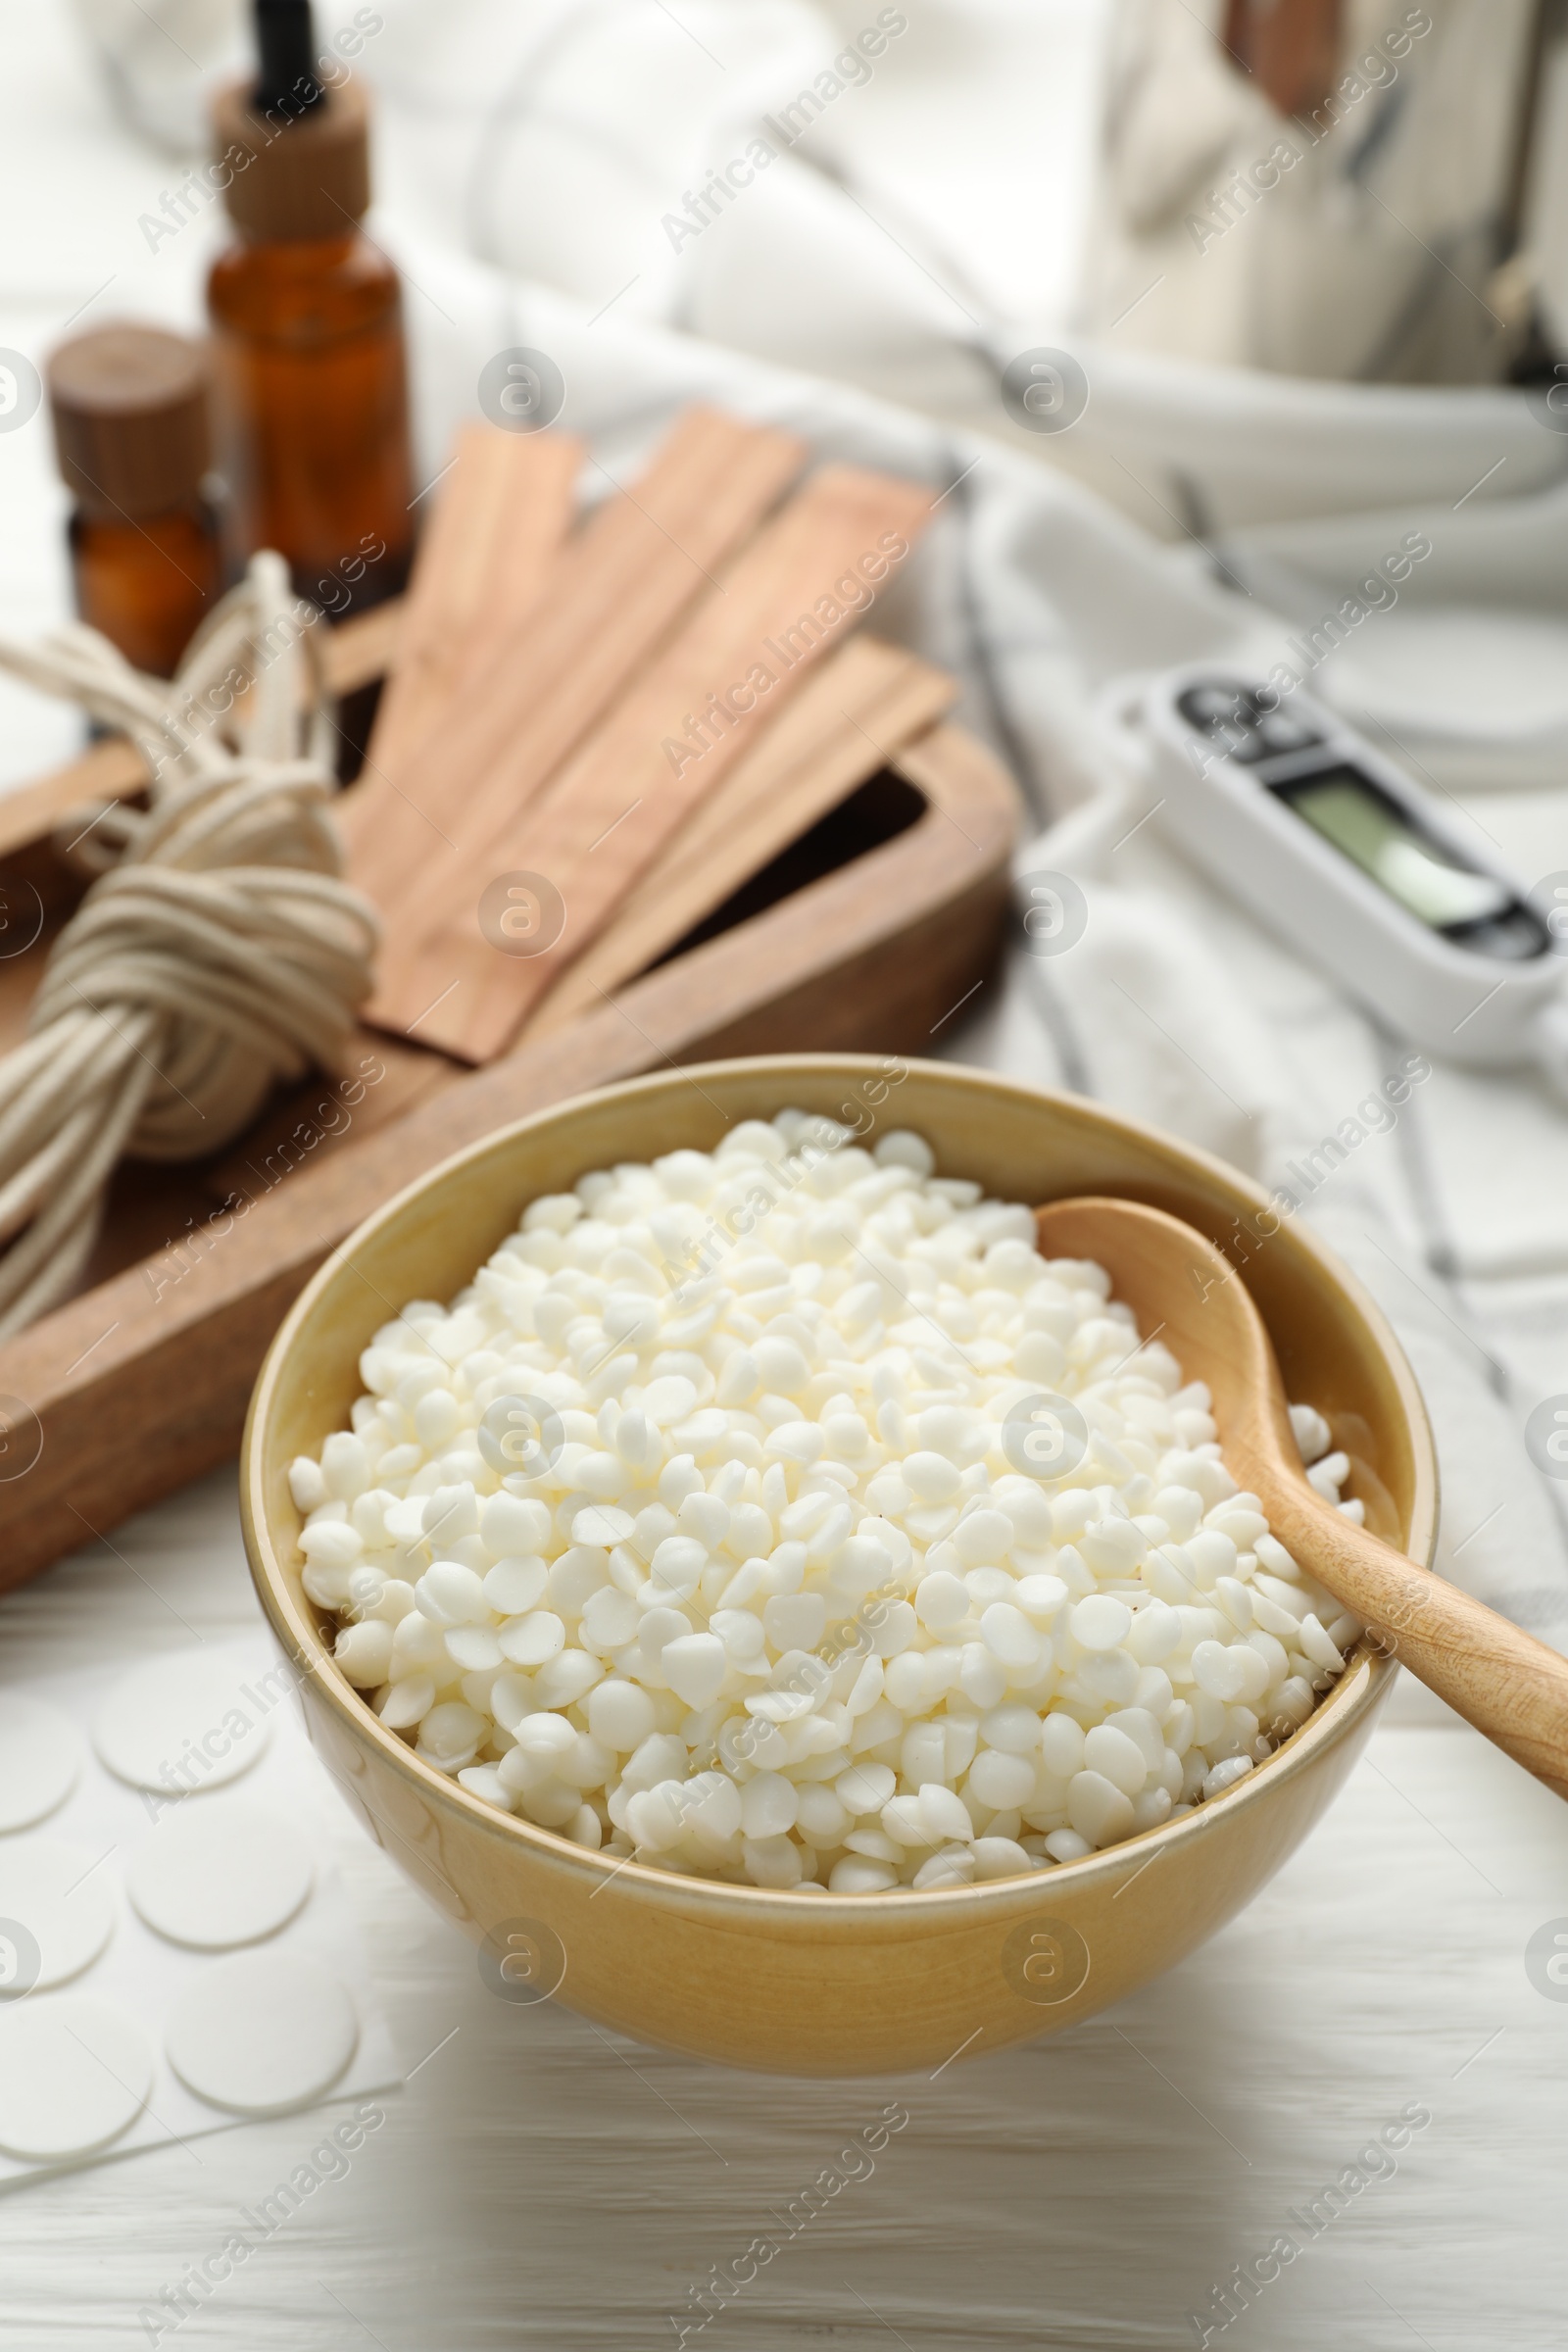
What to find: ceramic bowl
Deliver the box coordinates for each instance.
[241,1055,1436,2076]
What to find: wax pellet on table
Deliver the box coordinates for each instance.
[164,1950,358,2116]
[0,1995,152,2161]
[93,1649,272,1793]
[0,1839,116,1987]
[0,1692,84,1831]
[126,1800,313,1950]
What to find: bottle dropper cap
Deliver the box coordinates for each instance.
[47,325,213,520]
[211,0,371,242]
[254,0,326,116]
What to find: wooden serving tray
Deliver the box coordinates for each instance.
[0,599,1020,1590]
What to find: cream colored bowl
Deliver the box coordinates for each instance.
[241,1056,1435,2077]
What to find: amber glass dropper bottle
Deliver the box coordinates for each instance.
[207,0,414,616]
[46,324,221,678]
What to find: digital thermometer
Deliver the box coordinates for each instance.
[1139,670,1564,1069]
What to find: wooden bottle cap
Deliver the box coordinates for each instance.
[211,73,371,243]
[47,325,212,520]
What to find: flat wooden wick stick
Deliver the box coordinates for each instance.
[522,636,956,1040]
[377,463,935,1060]
[354,407,807,921]
[348,425,582,821]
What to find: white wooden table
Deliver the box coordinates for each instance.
[1,9,1565,2344]
[2,1471,1564,2351]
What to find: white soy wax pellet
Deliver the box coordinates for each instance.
[303,1111,1348,1893]
[966,1569,1016,1611]
[904,1451,961,1503]
[573,1506,635,1548]
[967,1748,1036,1811]
[796,1785,851,1842]
[914,1572,969,1631]
[1103,1707,1163,1773]
[414,1562,489,1626]
[444,1627,500,1684]
[626,1785,685,1850]
[743,1835,804,1889]
[483,1556,549,1614]
[884,1653,924,1711]
[1289,1404,1333,1463]
[1127,1600,1181,1663]
[980,1704,1043,1755]
[321,1432,369,1500]
[334,1621,393,1688]
[1040,1712,1086,1779]
[499,1612,565,1668]
[683,1774,742,1843]
[417,1703,486,1771]
[379,1676,434,1732]
[837,1762,895,1816]
[980,1604,1042,1670]
[513,1714,578,1765]
[912,1847,974,1890]
[662,1635,727,1709]
[902,1722,948,1788]
[917,1785,972,1844]
[1079,1649,1140,1707]
[875,1131,935,1177]
[1082,1724,1149,1797]
[482,1494,552,1555]
[299,1518,360,1571]
[1067,1770,1135,1847]
[1070,1594,1132,1651]
[1298,1613,1346,1673]
[1014,1575,1068,1622]
[647,1538,706,1601]
[288,1455,328,1512]
[582,1588,638,1651]
[1192,1641,1266,1704]
[952,1508,1012,1563]
[881,1794,929,1848]
[637,1608,691,1672]
[763,1593,826,1651]
[459,1766,515,1812]
[829,1856,898,1893]
[972,1837,1032,1882]
[1038,1828,1087,1863]
[741,1774,798,1838]
[958,1646,1008,1708]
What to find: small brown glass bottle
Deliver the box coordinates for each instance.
[207,4,414,615]
[46,325,222,678]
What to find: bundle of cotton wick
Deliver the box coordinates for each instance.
[0,553,378,1337]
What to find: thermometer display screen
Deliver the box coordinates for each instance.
[1281,768,1506,927]
[1271,764,1549,957]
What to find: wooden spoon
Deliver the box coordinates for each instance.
[1034,1195,1568,1802]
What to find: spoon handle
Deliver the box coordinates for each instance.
[1264,1480,1568,1801]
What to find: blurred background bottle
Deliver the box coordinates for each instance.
[1086,0,1567,386]
[206,0,413,615]
[46,323,222,677]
